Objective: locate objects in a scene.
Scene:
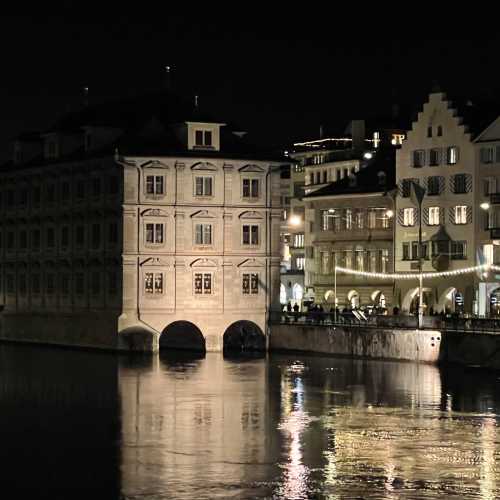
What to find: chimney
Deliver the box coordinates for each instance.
[351,119,365,152]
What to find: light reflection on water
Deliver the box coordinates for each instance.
[1,344,500,499]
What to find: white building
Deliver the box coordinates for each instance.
[395,90,499,315]
[0,91,285,352]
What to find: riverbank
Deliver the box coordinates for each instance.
[269,323,500,369]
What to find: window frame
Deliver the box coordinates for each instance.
[242,224,260,246]
[194,175,214,197]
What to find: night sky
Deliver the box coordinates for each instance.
[1,12,499,160]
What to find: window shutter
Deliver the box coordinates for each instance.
[466,205,473,224]
[449,175,455,193]
[438,176,445,194]
[397,208,405,226]
[465,174,472,193]
[423,207,429,225]
[448,206,454,224]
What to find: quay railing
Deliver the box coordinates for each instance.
[269,311,500,334]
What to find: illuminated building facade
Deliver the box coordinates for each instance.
[395,90,499,315]
[0,92,285,351]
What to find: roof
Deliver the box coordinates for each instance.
[303,147,396,198]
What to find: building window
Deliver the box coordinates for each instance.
[195,176,213,196]
[427,126,432,138]
[75,225,85,247]
[412,150,425,168]
[427,176,441,195]
[380,249,389,273]
[145,223,164,244]
[32,274,41,294]
[322,210,336,231]
[355,248,364,271]
[242,224,259,245]
[75,273,85,296]
[242,273,259,294]
[195,224,212,245]
[46,184,56,204]
[454,205,467,224]
[19,230,27,250]
[321,252,330,274]
[194,273,212,294]
[91,272,100,295]
[195,130,213,147]
[146,175,164,195]
[402,242,410,261]
[296,257,305,270]
[33,186,41,206]
[46,227,55,248]
[293,233,304,247]
[6,231,14,250]
[355,209,364,229]
[403,208,415,226]
[32,229,40,251]
[428,206,440,225]
[483,177,497,196]
[437,126,443,136]
[61,226,70,248]
[61,274,70,295]
[145,272,163,295]
[411,241,419,260]
[429,149,441,166]
[242,178,259,198]
[484,244,494,265]
[451,241,467,260]
[452,174,467,194]
[446,146,459,165]
[481,147,495,164]
[91,223,100,249]
[19,274,27,296]
[345,209,352,230]
[76,180,85,200]
[61,182,70,202]
[6,274,15,294]
[46,274,55,295]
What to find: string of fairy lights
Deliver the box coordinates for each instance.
[334,263,500,280]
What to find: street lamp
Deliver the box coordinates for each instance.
[289,215,301,226]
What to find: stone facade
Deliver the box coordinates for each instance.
[0,94,284,352]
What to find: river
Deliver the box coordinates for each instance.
[1,343,499,499]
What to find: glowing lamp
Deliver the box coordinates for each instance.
[363,152,373,160]
[385,209,394,218]
[480,202,490,210]
[289,215,301,226]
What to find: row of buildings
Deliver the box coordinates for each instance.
[0,87,498,353]
[280,90,500,317]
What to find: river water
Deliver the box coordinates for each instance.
[1,344,500,499]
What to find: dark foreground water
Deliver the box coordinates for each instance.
[1,345,500,499]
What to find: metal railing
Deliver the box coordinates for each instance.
[269,311,500,334]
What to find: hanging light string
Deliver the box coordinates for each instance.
[335,264,500,280]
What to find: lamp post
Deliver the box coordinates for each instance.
[410,181,426,329]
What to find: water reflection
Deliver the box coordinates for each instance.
[2,343,500,499]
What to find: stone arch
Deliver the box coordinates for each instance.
[402,287,433,314]
[223,320,266,353]
[347,289,359,308]
[437,287,458,313]
[324,290,336,304]
[293,283,303,302]
[160,321,206,352]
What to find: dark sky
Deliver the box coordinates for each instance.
[1,12,499,159]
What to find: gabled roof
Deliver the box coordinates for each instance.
[304,147,396,198]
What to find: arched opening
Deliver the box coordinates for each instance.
[438,287,464,314]
[371,290,387,309]
[405,288,433,315]
[293,283,303,302]
[324,290,337,305]
[347,290,359,309]
[160,321,206,352]
[223,320,266,353]
[490,288,500,317]
[280,283,287,305]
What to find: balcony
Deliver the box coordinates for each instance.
[312,226,392,243]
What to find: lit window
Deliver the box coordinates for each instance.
[484,244,494,265]
[146,175,164,195]
[194,273,212,294]
[293,234,304,247]
[428,206,440,225]
[296,257,305,270]
[145,273,163,294]
[447,146,459,165]
[195,224,212,245]
[454,206,467,224]
[242,224,259,245]
[195,176,213,196]
[242,179,259,198]
[345,209,352,230]
[145,223,164,244]
[380,249,389,272]
[242,273,259,294]
[403,208,415,226]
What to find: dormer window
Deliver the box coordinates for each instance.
[195,130,212,147]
